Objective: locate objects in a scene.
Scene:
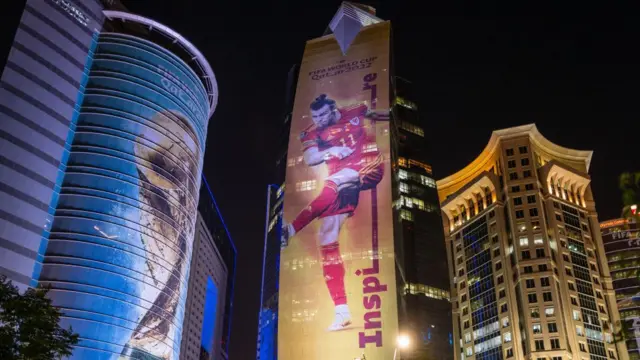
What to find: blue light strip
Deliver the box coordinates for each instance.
[201,175,237,353]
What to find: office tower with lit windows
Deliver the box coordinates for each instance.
[601,216,640,359]
[392,77,453,359]
[0,0,105,292]
[437,124,626,360]
[181,176,236,360]
[0,7,218,360]
[257,64,298,360]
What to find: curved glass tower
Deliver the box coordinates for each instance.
[37,11,217,360]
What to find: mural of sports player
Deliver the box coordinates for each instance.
[281,94,388,331]
[121,109,201,359]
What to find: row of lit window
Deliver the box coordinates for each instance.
[404,283,450,301]
[397,157,432,174]
[398,121,424,137]
[398,169,436,188]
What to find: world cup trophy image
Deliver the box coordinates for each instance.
[121,109,200,359]
[281,94,388,331]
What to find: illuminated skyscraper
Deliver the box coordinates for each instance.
[393,77,453,359]
[258,3,452,359]
[1,2,218,359]
[601,216,640,359]
[437,124,626,360]
[181,176,236,360]
[0,0,105,292]
[257,64,297,360]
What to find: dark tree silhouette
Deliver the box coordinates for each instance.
[0,276,79,359]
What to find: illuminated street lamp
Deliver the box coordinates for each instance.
[394,334,411,360]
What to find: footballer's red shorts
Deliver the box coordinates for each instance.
[319,155,384,218]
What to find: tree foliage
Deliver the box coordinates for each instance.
[0,276,79,359]
[620,172,640,219]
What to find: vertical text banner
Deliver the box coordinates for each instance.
[279,22,397,359]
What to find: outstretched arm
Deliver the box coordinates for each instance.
[365,109,391,121]
[303,146,354,166]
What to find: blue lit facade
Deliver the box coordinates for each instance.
[33,11,217,360]
[0,0,104,292]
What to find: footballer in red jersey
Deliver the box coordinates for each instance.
[281,94,387,331]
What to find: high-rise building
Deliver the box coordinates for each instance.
[0,3,218,358]
[601,216,640,359]
[261,3,452,359]
[0,0,105,291]
[393,77,453,359]
[257,64,298,360]
[437,124,626,360]
[181,176,236,360]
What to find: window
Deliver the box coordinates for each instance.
[550,338,560,349]
[496,261,502,270]
[522,251,531,259]
[512,185,521,193]
[501,303,508,313]
[568,282,575,291]
[571,297,578,306]
[536,248,545,258]
[521,158,530,166]
[492,235,499,244]
[599,305,606,314]
[566,267,573,276]
[540,277,550,287]
[576,325,584,336]
[594,277,600,285]
[519,236,529,246]
[497,275,504,284]
[499,289,506,299]
[461,294,467,302]
[548,323,558,333]
[529,208,539,217]
[517,223,527,233]
[545,307,555,317]
[504,332,512,342]
[553,201,559,208]
[465,332,472,343]
[458,269,464,276]
[489,210,496,218]
[524,266,533,273]
[509,172,519,180]
[462,307,468,316]
[460,281,466,289]
[528,293,538,303]
[502,317,510,328]
[538,264,548,271]
[534,234,543,244]
[466,347,472,356]
[531,307,540,318]
[543,292,552,302]
[516,210,525,219]
[596,291,603,299]
[533,324,542,334]
[519,146,528,154]
[527,195,536,204]
[522,170,531,178]
[525,183,534,190]
[609,350,616,359]
[590,263,597,271]
[555,214,562,221]
[508,160,516,168]
[463,320,469,329]
[494,248,500,257]
[400,209,414,221]
[563,254,570,261]
[506,148,514,156]
[532,221,541,231]
[573,310,581,321]
[399,182,409,193]
[535,340,544,351]
[506,348,513,358]
[526,279,536,288]
[579,343,586,352]
[581,224,588,231]
[514,197,523,206]
[296,180,317,191]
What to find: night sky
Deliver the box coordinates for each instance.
[4,1,640,359]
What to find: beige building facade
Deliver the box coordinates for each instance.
[437,124,627,360]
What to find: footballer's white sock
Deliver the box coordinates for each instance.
[328,304,352,331]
